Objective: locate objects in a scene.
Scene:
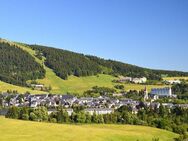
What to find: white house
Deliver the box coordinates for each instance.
[118,76,132,82]
[132,77,147,84]
[66,109,74,116]
[31,84,44,89]
[113,93,123,97]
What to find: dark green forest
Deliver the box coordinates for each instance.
[29,45,102,79]
[29,44,188,80]
[0,42,45,86]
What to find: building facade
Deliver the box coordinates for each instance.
[150,87,172,97]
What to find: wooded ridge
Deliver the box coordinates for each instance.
[0,38,188,87]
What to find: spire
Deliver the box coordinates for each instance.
[144,86,148,101]
[144,86,147,93]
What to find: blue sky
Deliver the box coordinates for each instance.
[0,0,188,71]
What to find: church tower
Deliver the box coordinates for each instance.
[144,86,148,101]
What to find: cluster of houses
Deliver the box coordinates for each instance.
[0,87,187,116]
[118,76,147,84]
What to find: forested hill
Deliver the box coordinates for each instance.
[0,38,188,88]
[0,40,45,86]
[29,44,188,80]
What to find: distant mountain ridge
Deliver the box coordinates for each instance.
[0,38,188,87]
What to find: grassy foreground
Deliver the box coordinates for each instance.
[0,116,178,141]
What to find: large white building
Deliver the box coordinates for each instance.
[132,77,147,84]
[150,87,172,97]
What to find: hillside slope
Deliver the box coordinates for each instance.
[0,116,178,141]
[10,42,167,94]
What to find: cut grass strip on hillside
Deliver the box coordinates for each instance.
[0,116,178,141]
[0,81,47,94]
[13,42,44,65]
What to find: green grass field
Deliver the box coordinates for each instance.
[39,73,167,94]
[163,77,188,81]
[0,116,178,141]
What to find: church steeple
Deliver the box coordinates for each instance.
[144,86,148,101]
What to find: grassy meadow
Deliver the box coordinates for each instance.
[0,116,178,141]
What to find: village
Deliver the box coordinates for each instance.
[0,85,188,116]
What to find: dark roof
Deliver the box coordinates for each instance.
[62,95,75,100]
